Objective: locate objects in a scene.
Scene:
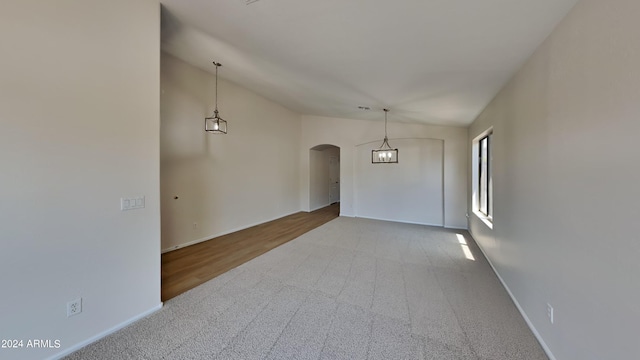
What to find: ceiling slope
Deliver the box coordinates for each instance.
[161,0,578,126]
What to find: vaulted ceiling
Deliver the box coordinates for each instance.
[161,0,578,126]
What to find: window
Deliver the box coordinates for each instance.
[478,133,492,217]
[472,129,493,226]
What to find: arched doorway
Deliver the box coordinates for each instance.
[309,144,340,211]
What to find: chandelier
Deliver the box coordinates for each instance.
[205,61,228,134]
[372,109,398,163]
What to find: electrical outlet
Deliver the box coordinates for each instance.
[67,298,82,317]
[546,303,554,324]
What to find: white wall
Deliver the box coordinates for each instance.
[467,0,640,359]
[355,138,444,226]
[301,116,467,228]
[161,53,301,251]
[0,1,161,359]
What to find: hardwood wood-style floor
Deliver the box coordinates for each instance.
[161,203,340,301]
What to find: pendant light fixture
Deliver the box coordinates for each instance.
[372,108,398,163]
[205,61,228,134]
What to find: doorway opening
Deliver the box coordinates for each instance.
[309,144,340,213]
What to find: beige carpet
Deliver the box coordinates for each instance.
[66,217,547,360]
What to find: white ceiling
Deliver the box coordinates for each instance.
[160,0,578,126]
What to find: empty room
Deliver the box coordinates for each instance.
[1,0,638,360]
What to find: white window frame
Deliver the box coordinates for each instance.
[472,128,493,229]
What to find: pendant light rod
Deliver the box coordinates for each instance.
[383,108,389,139]
[213,62,221,112]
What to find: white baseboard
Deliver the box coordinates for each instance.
[444,225,468,230]
[48,303,163,360]
[355,215,443,228]
[162,210,300,253]
[468,230,557,360]
[309,203,331,212]
[162,234,222,253]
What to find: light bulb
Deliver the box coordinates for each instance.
[213,122,219,130]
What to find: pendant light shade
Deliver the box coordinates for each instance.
[372,109,398,163]
[205,61,228,134]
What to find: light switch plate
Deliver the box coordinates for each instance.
[121,196,145,211]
